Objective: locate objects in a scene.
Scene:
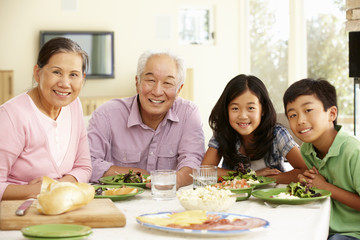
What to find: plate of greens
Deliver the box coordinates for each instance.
[252,182,331,205]
[99,170,150,188]
[220,174,275,188]
[93,185,144,201]
[246,176,276,187]
[219,163,275,188]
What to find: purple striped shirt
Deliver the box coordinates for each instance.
[88,95,205,182]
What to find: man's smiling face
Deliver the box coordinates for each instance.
[136,54,179,125]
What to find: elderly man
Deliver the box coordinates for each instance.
[88,50,205,188]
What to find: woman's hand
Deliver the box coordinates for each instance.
[28,177,43,185]
[256,167,281,177]
[57,174,77,183]
[25,179,43,199]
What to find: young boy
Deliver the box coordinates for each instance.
[283,78,360,240]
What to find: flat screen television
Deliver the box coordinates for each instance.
[40,31,114,79]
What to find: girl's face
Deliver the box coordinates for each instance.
[228,90,262,139]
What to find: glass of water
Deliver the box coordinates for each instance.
[151,170,176,200]
[192,165,218,189]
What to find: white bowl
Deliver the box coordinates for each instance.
[177,186,236,212]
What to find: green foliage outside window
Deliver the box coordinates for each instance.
[250,0,352,129]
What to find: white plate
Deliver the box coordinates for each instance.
[136,211,269,236]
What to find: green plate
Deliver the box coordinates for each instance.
[220,175,275,188]
[23,233,91,240]
[230,186,255,201]
[93,185,144,201]
[248,176,276,188]
[252,188,331,205]
[21,224,92,238]
[99,174,150,188]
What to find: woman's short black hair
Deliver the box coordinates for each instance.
[37,37,89,75]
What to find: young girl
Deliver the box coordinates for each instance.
[201,74,307,183]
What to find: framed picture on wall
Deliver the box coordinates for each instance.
[179,6,215,45]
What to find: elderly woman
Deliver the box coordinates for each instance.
[0,37,92,200]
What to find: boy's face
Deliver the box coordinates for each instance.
[285,94,337,146]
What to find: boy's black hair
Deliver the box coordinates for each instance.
[283,78,337,125]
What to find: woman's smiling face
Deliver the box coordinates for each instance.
[34,52,84,112]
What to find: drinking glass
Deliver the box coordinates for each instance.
[151,170,176,200]
[192,165,218,189]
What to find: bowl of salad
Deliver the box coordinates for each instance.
[212,179,254,201]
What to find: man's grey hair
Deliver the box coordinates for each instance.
[136,49,186,90]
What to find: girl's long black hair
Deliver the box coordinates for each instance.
[209,74,277,169]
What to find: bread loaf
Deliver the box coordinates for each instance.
[37,176,94,215]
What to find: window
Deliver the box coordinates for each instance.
[248,0,352,133]
[249,0,289,112]
[305,0,351,132]
[179,6,214,45]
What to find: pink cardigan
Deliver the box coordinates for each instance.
[0,93,92,199]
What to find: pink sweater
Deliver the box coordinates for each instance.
[0,93,92,199]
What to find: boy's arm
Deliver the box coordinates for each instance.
[321,183,360,211]
[299,167,360,211]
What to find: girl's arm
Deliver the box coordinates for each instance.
[285,146,307,170]
[201,147,230,177]
[268,146,308,184]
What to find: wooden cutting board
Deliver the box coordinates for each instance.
[0,198,126,230]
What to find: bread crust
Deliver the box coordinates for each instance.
[37,176,94,215]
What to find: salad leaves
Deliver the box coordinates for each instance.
[110,170,145,183]
[286,182,322,198]
[219,163,263,183]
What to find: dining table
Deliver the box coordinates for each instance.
[0,183,331,240]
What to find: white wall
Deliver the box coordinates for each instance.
[0,0,241,142]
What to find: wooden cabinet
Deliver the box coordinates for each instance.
[0,70,13,105]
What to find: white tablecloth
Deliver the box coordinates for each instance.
[0,184,331,240]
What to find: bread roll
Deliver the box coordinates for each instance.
[37,176,94,215]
